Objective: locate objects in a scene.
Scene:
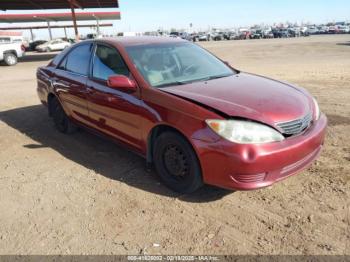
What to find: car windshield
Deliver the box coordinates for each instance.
[125,42,235,88]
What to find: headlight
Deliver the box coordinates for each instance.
[206,119,284,144]
[312,97,320,120]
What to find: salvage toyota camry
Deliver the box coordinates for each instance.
[37,37,327,193]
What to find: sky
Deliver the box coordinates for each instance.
[0,0,349,40]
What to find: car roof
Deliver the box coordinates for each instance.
[95,36,187,47]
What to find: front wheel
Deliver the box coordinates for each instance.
[153,132,203,193]
[3,53,17,66]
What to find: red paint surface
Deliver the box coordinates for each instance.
[36,37,327,190]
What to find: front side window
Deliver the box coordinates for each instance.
[125,42,235,87]
[62,43,92,75]
[92,45,130,81]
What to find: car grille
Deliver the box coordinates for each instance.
[277,112,313,135]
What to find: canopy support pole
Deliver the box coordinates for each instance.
[69,1,79,41]
[47,21,52,40]
[29,28,34,41]
[96,19,100,35]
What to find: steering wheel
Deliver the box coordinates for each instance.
[183,64,197,75]
[163,64,178,73]
[159,64,180,78]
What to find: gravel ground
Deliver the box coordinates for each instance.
[0,35,349,255]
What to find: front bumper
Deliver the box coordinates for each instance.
[192,114,327,190]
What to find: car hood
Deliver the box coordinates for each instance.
[162,72,312,127]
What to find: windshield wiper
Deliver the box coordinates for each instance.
[177,74,233,85]
[155,81,188,88]
[200,73,233,82]
[154,74,233,88]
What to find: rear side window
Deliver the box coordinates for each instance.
[59,43,92,75]
[92,44,129,80]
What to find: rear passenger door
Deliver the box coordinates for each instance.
[53,43,92,127]
[86,43,143,150]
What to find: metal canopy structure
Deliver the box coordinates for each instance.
[0,0,120,40]
[0,12,121,23]
[0,23,113,39]
[0,0,119,11]
[0,11,120,40]
[0,23,113,30]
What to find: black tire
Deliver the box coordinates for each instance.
[51,97,77,134]
[153,132,203,193]
[3,53,17,66]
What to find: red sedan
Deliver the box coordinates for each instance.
[36,37,327,193]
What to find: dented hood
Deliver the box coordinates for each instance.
[162,72,312,126]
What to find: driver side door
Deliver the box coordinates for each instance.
[86,43,143,151]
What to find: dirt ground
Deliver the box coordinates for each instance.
[0,35,349,255]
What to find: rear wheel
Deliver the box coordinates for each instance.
[3,53,17,66]
[153,132,203,193]
[51,97,77,134]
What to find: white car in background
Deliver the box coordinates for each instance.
[36,39,71,52]
[307,26,318,34]
[337,25,350,33]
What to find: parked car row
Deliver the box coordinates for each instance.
[26,38,73,52]
[188,30,306,42]
[169,27,309,42]
[167,22,350,42]
[307,24,350,34]
[0,37,74,66]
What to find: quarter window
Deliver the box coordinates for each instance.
[92,45,129,80]
[52,47,70,67]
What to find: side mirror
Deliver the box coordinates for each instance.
[107,75,137,93]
